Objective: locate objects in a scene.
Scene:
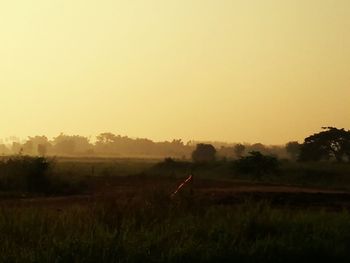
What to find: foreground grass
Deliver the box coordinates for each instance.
[1,197,350,263]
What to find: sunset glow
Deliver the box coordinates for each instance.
[1,0,349,144]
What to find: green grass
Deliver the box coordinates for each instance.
[1,198,350,263]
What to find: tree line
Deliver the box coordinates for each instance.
[0,127,349,161]
[0,133,194,158]
[0,133,288,158]
[192,127,350,163]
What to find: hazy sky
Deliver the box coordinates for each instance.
[1,0,349,144]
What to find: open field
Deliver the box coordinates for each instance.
[2,177,350,211]
[1,157,350,262]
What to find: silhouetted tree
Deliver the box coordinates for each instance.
[11,142,22,155]
[95,133,192,158]
[217,146,234,159]
[26,136,51,155]
[0,144,10,155]
[96,132,117,144]
[285,141,301,160]
[234,151,279,180]
[52,134,76,155]
[299,127,350,162]
[22,140,34,155]
[192,144,216,163]
[234,143,246,158]
[250,143,267,154]
[4,132,194,158]
[37,144,47,156]
[52,134,92,155]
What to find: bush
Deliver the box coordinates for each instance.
[0,156,51,193]
[234,151,280,180]
[0,156,86,195]
[192,144,217,163]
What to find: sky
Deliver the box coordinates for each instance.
[0,0,349,144]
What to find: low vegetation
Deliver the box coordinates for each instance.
[0,156,87,195]
[1,198,350,262]
[233,151,280,180]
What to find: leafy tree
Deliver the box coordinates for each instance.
[0,144,10,155]
[52,134,76,155]
[37,144,47,156]
[250,143,267,153]
[96,132,117,144]
[11,142,22,155]
[234,151,279,180]
[299,127,350,162]
[22,140,34,155]
[285,141,301,160]
[234,143,246,158]
[24,136,51,155]
[192,144,216,163]
[52,134,92,155]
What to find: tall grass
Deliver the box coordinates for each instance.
[1,197,350,262]
[1,157,350,261]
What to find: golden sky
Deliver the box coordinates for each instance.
[1,0,349,144]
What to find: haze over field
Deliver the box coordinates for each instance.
[1,0,349,144]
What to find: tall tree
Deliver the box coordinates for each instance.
[192,144,217,163]
[285,141,301,160]
[234,143,246,158]
[299,127,350,162]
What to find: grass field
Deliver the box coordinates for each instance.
[1,157,350,262]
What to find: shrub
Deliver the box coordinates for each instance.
[192,144,217,163]
[0,156,51,193]
[0,156,86,195]
[234,151,280,180]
